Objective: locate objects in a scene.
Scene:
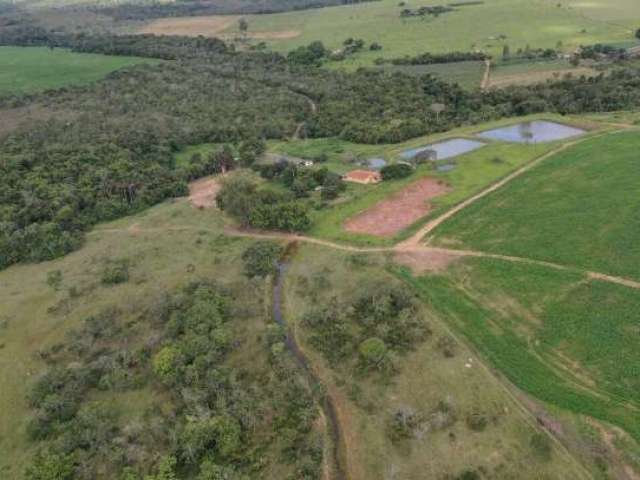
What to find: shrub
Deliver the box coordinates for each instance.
[466,412,488,432]
[241,241,283,278]
[380,163,413,180]
[25,451,74,480]
[530,432,553,461]
[100,259,129,285]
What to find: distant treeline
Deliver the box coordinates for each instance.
[2,32,640,269]
[379,51,490,65]
[0,26,228,59]
[93,0,379,21]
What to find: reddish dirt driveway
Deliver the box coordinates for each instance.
[344,178,450,237]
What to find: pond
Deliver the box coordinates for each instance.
[364,157,387,170]
[477,120,585,143]
[401,138,485,161]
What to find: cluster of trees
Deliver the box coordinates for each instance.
[254,160,346,200]
[501,44,557,62]
[400,5,454,17]
[302,283,430,373]
[380,163,414,180]
[26,281,322,479]
[0,27,228,59]
[381,51,489,66]
[216,173,312,232]
[287,38,377,65]
[577,43,628,61]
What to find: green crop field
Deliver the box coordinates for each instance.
[400,257,640,448]
[377,61,486,90]
[218,0,640,67]
[431,130,640,281]
[0,47,152,94]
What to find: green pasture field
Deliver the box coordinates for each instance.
[0,46,153,94]
[284,244,589,480]
[400,257,640,447]
[431,130,640,280]
[219,0,639,67]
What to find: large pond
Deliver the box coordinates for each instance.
[401,138,485,161]
[477,120,585,143]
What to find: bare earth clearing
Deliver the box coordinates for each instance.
[139,15,239,36]
[344,178,450,237]
[139,15,300,40]
[188,176,220,208]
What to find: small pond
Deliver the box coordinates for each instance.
[364,157,387,170]
[401,138,485,161]
[477,120,585,143]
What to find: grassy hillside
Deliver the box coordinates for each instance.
[0,198,321,479]
[0,46,152,94]
[215,0,639,67]
[431,130,640,280]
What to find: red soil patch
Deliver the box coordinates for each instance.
[344,178,450,237]
[188,177,220,208]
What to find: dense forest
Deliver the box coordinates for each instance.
[2,32,640,269]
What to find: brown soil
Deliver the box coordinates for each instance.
[139,15,239,37]
[188,176,220,208]
[344,178,450,237]
[138,15,300,40]
[393,249,460,274]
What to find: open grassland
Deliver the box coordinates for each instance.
[431,130,640,281]
[284,244,590,480]
[0,197,283,478]
[399,257,640,471]
[0,46,152,94]
[208,0,639,67]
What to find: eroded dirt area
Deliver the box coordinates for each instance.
[344,178,450,237]
[393,248,460,274]
[188,176,220,208]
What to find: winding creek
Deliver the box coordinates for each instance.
[273,246,346,480]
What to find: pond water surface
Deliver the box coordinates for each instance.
[477,120,585,143]
[401,138,485,161]
[365,158,387,170]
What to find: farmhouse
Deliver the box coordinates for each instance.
[343,170,382,185]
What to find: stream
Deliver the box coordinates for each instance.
[273,251,346,480]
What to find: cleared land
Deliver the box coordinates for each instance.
[430,130,640,281]
[344,177,450,237]
[0,46,151,94]
[138,15,239,37]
